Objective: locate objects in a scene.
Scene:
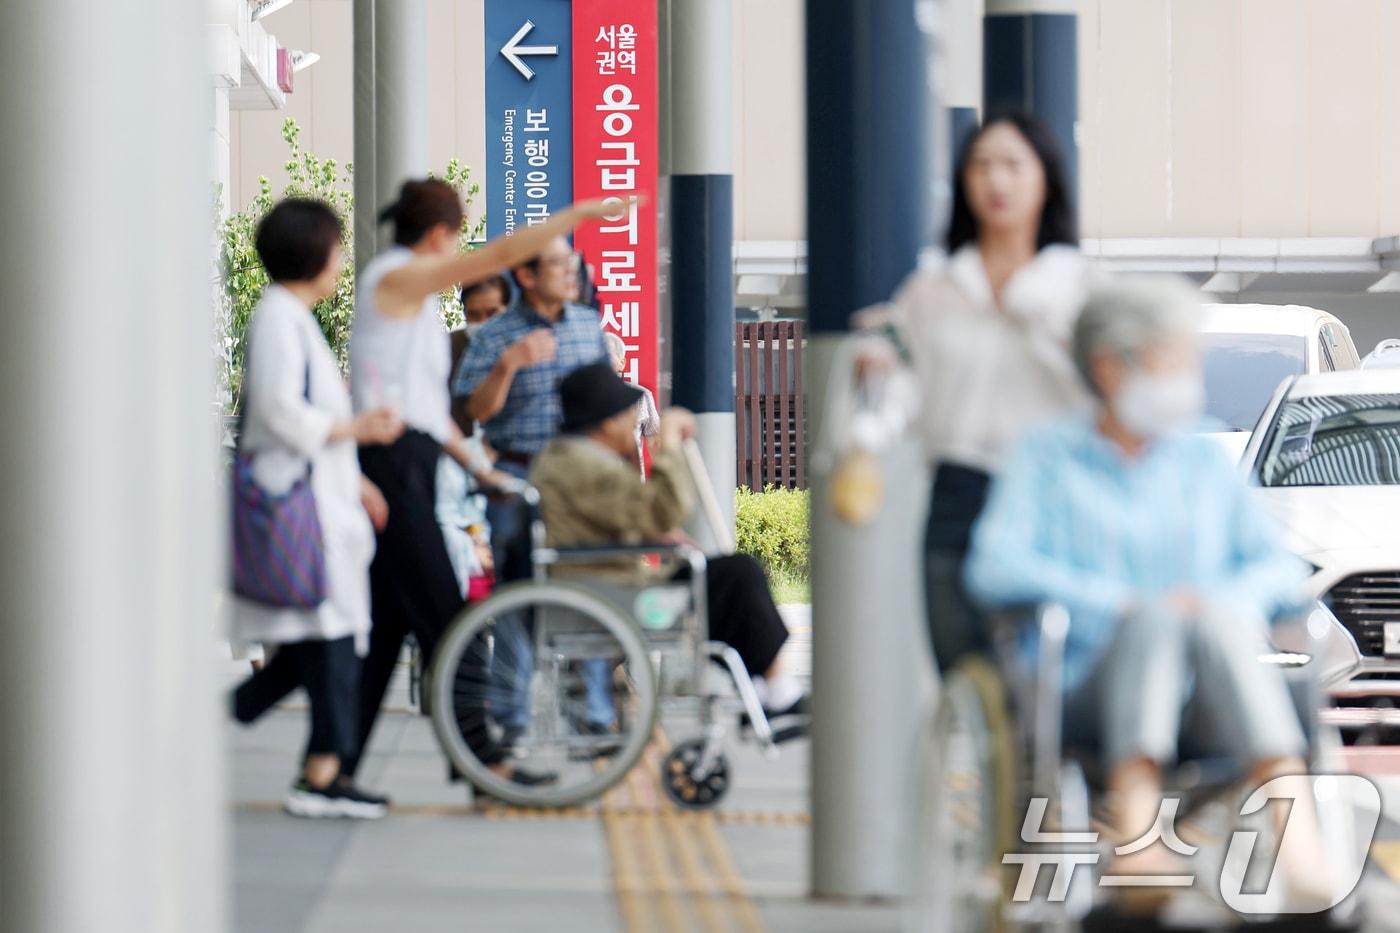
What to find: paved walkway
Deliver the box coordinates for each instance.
[229,603,1400,933]
[230,709,901,933]
[229,603,899,932]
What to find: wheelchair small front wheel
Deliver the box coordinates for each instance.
[429,581,657,808]
[660,737,730,810]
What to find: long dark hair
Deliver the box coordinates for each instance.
[378,178,464,246]
[945,112,1077,255]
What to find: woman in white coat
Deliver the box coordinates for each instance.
[870,114,1095,673]
[230,199,405,819]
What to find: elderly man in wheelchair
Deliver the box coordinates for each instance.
[424,361,807,809]
[916,277,1371,931]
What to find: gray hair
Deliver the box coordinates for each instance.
[602,331,627,368]
[1072,275,1202,395]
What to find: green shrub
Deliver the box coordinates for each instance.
[216,118,485,414]
[735,485,810,598]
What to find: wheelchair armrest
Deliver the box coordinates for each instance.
[481,476,538,505]
[534,542,708,575]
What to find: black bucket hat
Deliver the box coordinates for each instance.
[559,361,643,433]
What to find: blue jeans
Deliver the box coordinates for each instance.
[485,458,614,729]
[487,460,534,730]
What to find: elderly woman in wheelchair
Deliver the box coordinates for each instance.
[924,277,1349,926]
[424,362,807,809]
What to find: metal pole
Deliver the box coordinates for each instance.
[371,0,429,251]
[807,0,940,899]
[353,0,378,271]
[0,2,223,931]
[667,0,737,550]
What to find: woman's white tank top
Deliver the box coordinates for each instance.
[349,247,452,442]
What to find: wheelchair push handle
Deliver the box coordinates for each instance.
[682,437,735,554]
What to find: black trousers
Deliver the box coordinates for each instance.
[343,430,468,777]
[923,463,993,675]
[684,554,789,677]
[232,635,361,762]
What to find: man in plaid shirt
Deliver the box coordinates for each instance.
[452,235,606,469]
[451,234,613,746]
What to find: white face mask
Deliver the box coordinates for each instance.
[465,320,487,338]
[1113,369,1205,439]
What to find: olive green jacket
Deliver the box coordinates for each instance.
[530,435,696,557]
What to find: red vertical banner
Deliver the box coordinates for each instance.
[571,0,659,397]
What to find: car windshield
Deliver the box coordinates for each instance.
[1258,393,1400,486]
[1200,333,1307,432]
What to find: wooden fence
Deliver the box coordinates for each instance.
[735,321,807,490]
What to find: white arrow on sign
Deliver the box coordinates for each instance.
[501,20,558,81]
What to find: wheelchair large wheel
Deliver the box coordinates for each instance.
[429,581,658,808]
[908,657,1018,933]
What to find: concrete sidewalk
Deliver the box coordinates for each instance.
[229,707,898,933]
[229,600,1400,933]
[229,603,898,932]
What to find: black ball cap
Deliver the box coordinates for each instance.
[559,361,644,433]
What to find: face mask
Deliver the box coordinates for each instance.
[1113,369,1204,439]
[465,321,487,338]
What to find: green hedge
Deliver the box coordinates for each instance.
[735,486,809,595]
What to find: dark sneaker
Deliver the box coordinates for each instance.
[744,695,810,744]
[499,725,527,758]
[473,766,560,805]
[509,766,559,787]
[283,780,341,819]
[569,720,624,759]
[326,780,389,820]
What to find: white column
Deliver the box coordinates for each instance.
[946,0,985,112]
[0,2,223,933]
[667,0,738,550]
[212,88,233,221]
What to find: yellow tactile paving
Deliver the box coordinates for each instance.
[234,798,806,826]
[237,730,779,933]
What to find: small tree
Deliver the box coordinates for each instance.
[217,118,485,414]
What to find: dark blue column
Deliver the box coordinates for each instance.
[806,0,939,899]
[669,176,734,413]
[983,3,1078,193]
[949,104,980,166]
[806,0,932,334]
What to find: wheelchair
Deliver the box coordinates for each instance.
[425,486,781,810]
[908,605,1375,933]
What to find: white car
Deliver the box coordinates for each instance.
[1200,304,1359,461]
[1242,370,1400,731]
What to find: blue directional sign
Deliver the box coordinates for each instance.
[484,0,573,238]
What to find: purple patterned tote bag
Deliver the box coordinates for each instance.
[230,358,327,609]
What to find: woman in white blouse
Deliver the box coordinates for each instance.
[871,114,1095,673]
[231,199,405,819]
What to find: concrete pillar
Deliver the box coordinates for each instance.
[806,0,939,899]
[354,0,428,263]
[666,0,736,548]
[0,2,223,932]
[983,0,1079,192]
